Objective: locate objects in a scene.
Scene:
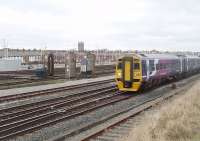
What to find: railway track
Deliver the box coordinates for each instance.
[0,78,65,90]
[0,84,131,140]
[49,76,198,141]
[51,69,114,79]
[0,84,115,120]
[0,79,39,89]
[0,70,114,90]
[0,65,115,88]
[0,74,198,140]
[0,79,114,103]
[47,91,180,141]
[79,93,171,141]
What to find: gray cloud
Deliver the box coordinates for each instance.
[0,0,199,51]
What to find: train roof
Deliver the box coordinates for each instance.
[117,53,140,59]
[118,53,200,60]
[184,55,200,59]
[138,53,179,59]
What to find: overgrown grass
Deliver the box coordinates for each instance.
[123,81,200,141]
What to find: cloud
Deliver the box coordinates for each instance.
[0,0,199,51]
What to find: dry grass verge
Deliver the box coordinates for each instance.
[123,81,200,141]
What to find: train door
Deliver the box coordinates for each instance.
[142,60,147,77]
[122,57,133,88]
[182,58,187,73]
[146,59,150,80]
[180,58,183,73]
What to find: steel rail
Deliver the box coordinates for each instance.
[0,79,113,102]
[0,86,116,125]
[0,91,130,140]
[50,86,187,141]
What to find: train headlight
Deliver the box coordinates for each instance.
[117,72,122,78]
[134,73,140,77]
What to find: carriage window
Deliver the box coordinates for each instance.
[159,64,162,69]
[156,64,159,70]
[134,63,140,69]
[149,60,155,71]
[117,62,122,69]
[159,64,164,69]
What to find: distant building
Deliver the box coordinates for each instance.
[0,58,22,71]
[78,41,84,52]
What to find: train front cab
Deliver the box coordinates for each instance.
[115,56,142,92]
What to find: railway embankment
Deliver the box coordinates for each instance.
[122,78,200,141]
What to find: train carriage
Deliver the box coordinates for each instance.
[115,53,200,92]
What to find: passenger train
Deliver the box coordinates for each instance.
[115,53,200,92]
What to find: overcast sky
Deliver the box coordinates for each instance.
[0,0,199,51]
